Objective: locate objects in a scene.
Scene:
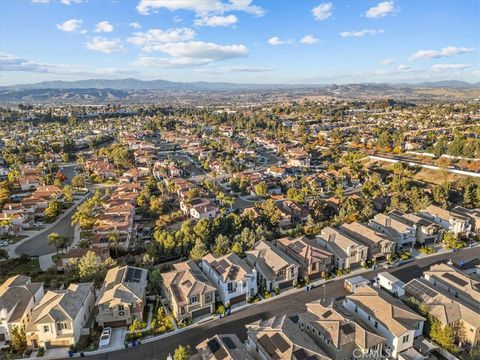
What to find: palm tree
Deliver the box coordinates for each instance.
[108,231,120,258]
[48,232,61,255]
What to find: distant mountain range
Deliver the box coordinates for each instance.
[0,78,479,103]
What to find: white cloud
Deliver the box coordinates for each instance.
[134,41,248,67]
[31,0,50,3]
[194,14,238,27]
[300,35,319,44]
[60,0,82,4]
[409,46,475,60]
[0,52,135,77]
[312,2,332,21]
[397,64,411,72]
[365,1,395,18]
[56,19,83,32]
[268,36,292,46]
[196,65,273,74]
[340,29,384,37]
[128,28,195,49]
[85,37,126,54]
[94,21,114,33]
[381,58,395,65]
[430,64,470,72]
[136,0,264,16]
[129,22,141,29]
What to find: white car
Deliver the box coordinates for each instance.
[99,327,112,348]
[0,240,9,247]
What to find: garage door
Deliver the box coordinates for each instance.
[191,306,211,319]
[104,320,127,328]
[0,333,5,341]
[46,340,71,348]
[279,279,294,289]
[229,294,245,305]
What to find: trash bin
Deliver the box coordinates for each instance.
[68,350,74,358]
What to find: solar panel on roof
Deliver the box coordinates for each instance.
[322,310,333,318]
[404,281,438,300]
[270,333,289,353]
[341,323,355,335]
[442,273,468,287]
[258,334,278,357]
[221,336,237,349]
[207,339,220,353]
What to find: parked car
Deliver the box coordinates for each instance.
[0,240,9,247]
[99,327,112,348]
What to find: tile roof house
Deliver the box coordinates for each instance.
[368,214,416,250]
[298,302,385,360]
[389,210,442,244]
[343,286,425,359]
[275,236,333,281]
[420,205,472,237]
[95,266,148,327]
[161,261,217,322]
[315,227,368,270]
[26,283,95,350]
[404,278,480,347]
[195,334,253,360]
[201,253,257,306]
[246,315,330,360]
[0,275,44,342]
[245,241,301,292]
[423,263,480,311]
[452,206,480,233]
[339,221,396,259]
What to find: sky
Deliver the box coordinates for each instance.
[0,0,479,86]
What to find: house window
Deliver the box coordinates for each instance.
[227,282,234,292]
[190,295,198,304]
[118,304,124,311]
[374,321,378,329]
[180,307,185,315]
[403,335,409,343]
[368,315,371,321]
[354,305,358,313]
[56,322,68,331]
[43,325,49,333]
[205,293,211,303]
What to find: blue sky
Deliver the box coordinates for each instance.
[1,0,479,85]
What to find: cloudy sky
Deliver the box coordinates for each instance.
[0,0,479,85]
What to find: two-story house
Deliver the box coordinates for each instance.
[245,240,300,292]
[404,277,480,348]
[161,261,217,322]
[316,227,368,270]
[368,214,416,250]
[246,315,330,360]
[96,266,148,327]
[0,275,44,342]
[298,302,385,360]
[389,210,442,244]
[275,236,333,281]
[26,283,95,350]
[201,253,257,306]
[420,205,471,237]
[343,286,425,359]
[340,221,396,260]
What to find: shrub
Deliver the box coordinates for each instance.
[274,287,280,295]
[37,347,45,357]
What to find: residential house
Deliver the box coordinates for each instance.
[246,315,330,360]
[423,263,480,311]
[404,278,480,347]
[275,236,333,281]
[316,227,368,270]
[389,210,442,244]
[453,206,480,233]
[201,253,257,306]
[195,334,253,360]
[96,266,148,327]
[420,205,471,237]
[161,261,217,322]
[0,276,44,342]
[298,302,385,360]
[245,241,300,292]
[343,286,425,359]
[368,214,416,250]
[340,222,396,259]
[26,283,95,349]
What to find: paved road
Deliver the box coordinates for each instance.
[83,246,480,360]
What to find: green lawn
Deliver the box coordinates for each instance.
[0,257,41,276]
